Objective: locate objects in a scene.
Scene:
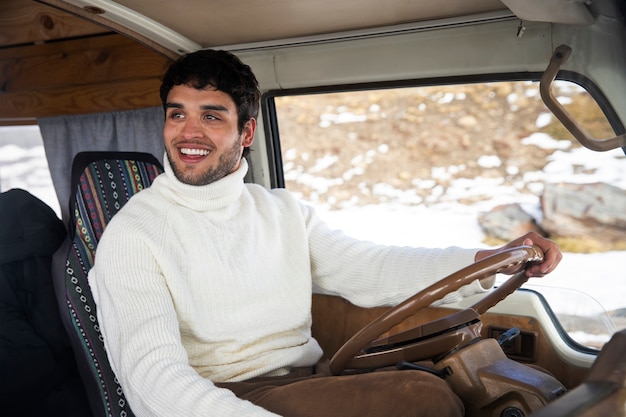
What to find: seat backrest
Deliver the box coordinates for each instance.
[53,151,163,417]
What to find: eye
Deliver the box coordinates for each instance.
[203,113,219,121]
[167,110,185,120]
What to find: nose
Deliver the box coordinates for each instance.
[181,118,202,139]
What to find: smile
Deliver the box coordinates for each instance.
[180,148,210,156]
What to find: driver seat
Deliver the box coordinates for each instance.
[52,151,163,417]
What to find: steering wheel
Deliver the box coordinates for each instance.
[329,245,544,375]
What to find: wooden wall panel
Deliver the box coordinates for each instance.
[0,34,172,123]
[0,78,164,123]
[0,35,171,92]
[0,1,174,124]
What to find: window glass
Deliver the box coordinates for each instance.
[274,80,625,350]
[0,125,61,217]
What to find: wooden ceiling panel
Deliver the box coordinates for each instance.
[0,0,109,47]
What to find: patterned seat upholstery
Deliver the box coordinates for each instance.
[53,152,163,417]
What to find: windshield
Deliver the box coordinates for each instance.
[273,79,625,351]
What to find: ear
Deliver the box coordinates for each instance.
[241,118,256,147]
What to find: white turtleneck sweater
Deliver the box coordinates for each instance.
[89,156,489,417]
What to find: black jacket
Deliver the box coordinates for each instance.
[0,189,89,417]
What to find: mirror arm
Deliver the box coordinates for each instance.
[540,44,626,152]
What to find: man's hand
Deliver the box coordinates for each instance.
[475,232,563,278]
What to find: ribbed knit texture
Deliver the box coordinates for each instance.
[89,156,487,417]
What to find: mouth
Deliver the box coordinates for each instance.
[175,145,213,164]
[180,147,210,157]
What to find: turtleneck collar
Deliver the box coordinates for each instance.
[154,153,248,211]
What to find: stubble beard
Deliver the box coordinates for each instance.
[167,136,243,186]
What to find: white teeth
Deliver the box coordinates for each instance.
[181,148,210,156]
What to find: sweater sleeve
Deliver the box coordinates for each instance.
[302,204,492,308]
[88,219,280,417]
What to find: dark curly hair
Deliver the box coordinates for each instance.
[160,50,261,157]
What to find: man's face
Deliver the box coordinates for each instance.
[163,84,255,186]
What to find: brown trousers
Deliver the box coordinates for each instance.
[216,364,464,417]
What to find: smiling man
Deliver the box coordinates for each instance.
[88,49,562,417]
[160,53,257,186]
[163,85,255,186]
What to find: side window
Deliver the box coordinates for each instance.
[0,126,60,217]
[274,80,624,350]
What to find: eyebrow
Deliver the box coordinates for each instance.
[165,102,230,112]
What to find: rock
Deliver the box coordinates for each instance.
[478,203,545,241]
[540,182,626,243]
[457,115,478,128]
